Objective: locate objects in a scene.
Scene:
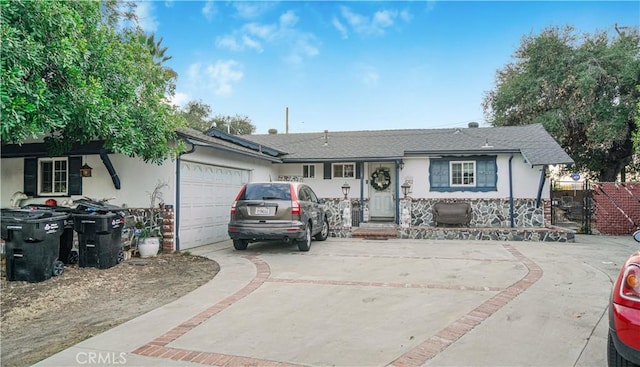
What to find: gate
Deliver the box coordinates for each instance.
[551,180,593,233]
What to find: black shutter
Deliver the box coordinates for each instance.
[68,157,83,195]
[23,158,37,196]
[323,163,332,179]
[356,162,362,179]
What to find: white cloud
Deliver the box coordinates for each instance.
[279,10,299,29]
[233,2,274,19]
[215,10,320,65]
[241,35,263,52]
[338,6,411,37]
[134,2,158,33]
[216,35,241,51]
[285,34,319,65]
[245,23,277,40]
[185,61,243,96]
[206,60,244,95]
[332,16,349,39]
[169,92,189,107]
[202,1,216,21]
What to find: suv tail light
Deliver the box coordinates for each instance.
[621,264,640,302]
[290,185,301,215]
[231,185,247,215]
[292,201,301,215]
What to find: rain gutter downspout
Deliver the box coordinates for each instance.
[509,155,514,228]
[395,160,401,225]
[175,140,197,252]
[536,165,547,208]
[359,162,365,223]
[99,149,121,189]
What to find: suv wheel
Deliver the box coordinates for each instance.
[297,225,312,252]
[233,239,248,251]
[314,217,329,241]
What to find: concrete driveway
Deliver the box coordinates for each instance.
[37,235,638,367]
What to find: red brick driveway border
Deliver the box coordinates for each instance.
[133,243,542,366]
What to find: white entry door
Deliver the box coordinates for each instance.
[179,160,250,249]
[369,164,395,219]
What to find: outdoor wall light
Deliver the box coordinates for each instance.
[399,160,405,170]
[341,183,350,199]
[401,181,411,198]
[80,163,93,178]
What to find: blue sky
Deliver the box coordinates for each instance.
[133,1,639,134]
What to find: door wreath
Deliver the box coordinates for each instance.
[371,168,391,191]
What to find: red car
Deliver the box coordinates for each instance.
[608,230,640,367]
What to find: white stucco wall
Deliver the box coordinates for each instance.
[0,150,550,209]
[0,148,278,209]
[273,154,550,201]
[400,155,549,199]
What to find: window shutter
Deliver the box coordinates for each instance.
[355,162,362,179]
[476,158,497,188]
[323,163,331,179]
[23,158,37,196]
[68,157,83,195]
[430,160,449,188]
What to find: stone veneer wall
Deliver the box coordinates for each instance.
[322,198,547,229]
[323,197,574,241]
[408,198,545,228]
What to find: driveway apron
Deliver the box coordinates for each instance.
[35,235,638,367]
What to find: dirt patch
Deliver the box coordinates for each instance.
[0,253,219,367]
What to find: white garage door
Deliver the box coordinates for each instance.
[179,160,250,250]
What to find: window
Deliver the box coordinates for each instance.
[430,157,497,192]
[38,158,68,195]
[450,161,475,186]
[332,163,355,178]
[302,164,315,178]
[24,156,82,197]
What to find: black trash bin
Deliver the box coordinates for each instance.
[22,204,78,264]
[73,199,125,269]
[1,209,68,282]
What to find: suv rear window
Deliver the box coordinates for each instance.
[242,183,292,200]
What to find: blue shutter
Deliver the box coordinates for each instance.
[323,163,331,179]
[430,160,449,188]
[476,158,497,189]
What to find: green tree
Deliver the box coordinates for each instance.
[180,100,213,131]
[211,114,256,135]
[179,100,256,135]
[1,0,184,164]
[482,26,640,182]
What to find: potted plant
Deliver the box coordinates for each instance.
[137,181,168,258]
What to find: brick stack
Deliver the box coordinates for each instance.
[161,206,175,253]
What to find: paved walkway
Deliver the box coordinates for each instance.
[36,235,638,366]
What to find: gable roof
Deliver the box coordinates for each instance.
[233,124,574,166]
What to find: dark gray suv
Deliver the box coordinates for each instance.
[228,182,329,251]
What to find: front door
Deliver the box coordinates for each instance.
[369,164,395,220]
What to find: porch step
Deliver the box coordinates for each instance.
[352,226,398,239]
